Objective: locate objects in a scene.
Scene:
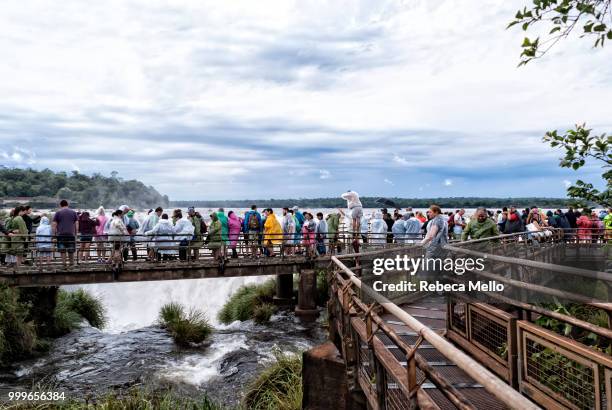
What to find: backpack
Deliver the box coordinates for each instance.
[200,218,207,234]
[248,213,260,230]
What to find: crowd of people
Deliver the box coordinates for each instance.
[1,195,610,269]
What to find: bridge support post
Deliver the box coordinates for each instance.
[295,269,319,321]
[274,273,294,306]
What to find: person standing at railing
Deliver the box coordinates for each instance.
[590,211,604,243]
[263,208,282,257]
[392,213,407,244]
[503,206,525,234]
[461,207,499,241]
[108,209,129,267]
[5,206,28,268]
[404,213,422,244]
[94,207,108,263]
[420,205,448,259]
[452,209,466,240]
[565,206,578,229]
[292,206,304,254]
[77,211,98,263]
[35,216,52,265]
[340,190,362,248]
[227,211,242,259]
[243,205,262,259]
[174,210,195,261]
[52,200,78,268]
[187,207,204,261]
[216,208,229,260]
[206,213,224,266]
[302,212,316,258]
[124,210,140,262]
[575,210,592,242]
[146,213,176,262]
[138,207,162,261]
[315,212,327,256]
[369,211,387,245]
[281,208,296,256]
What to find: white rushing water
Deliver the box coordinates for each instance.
[67,276,273,333]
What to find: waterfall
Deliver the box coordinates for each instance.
[68,276,273,333]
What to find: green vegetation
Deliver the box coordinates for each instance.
[158,303,213,347]
[543,124,610,207]
[0,286,37,365]
[243,350,302,410]
[536,301,611,355]
[0,168,169,209]
[4,388,223,409]
[55,289,107,331]
[173,197,576,209]
[0,286,107,365]
[508,3,611,207]
[217,280,277,325]
[508,0,612,65]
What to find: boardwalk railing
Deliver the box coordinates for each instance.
[443,232,611,409]
[0,231,426,271]
[329,251,540,410]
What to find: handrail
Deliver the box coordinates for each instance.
[330,255,541,410]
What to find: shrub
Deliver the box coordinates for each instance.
[159,302,184,327]
[159,303,213,347]
[218,279,277,325]
[253,303,276,324]
[243,350,302,410]
[55,289,107,331]
[0,285,37,364]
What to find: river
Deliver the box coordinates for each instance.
[0,277,327,407]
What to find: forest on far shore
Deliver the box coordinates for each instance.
[0,168,169,209]
[172,197,577,209]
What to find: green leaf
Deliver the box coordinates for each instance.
[522,37,532,47]
[593,24,607,32]
[549,26,561,34]
[607,31,612,40]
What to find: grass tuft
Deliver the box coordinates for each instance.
[243,350,302,410]
[55,289,107,331]
[159,303,213,347]
[217,280,277,325]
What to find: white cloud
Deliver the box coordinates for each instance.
[0,1,608,198]
[444,179,453,187]
[384,178,394,185]
[563,180,572,188]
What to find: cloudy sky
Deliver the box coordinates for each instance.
[0,0,609,200]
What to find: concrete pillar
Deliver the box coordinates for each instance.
[274,273,294,306]
[302,342,366,410]
[295,269,319,320]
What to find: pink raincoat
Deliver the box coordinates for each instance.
[228,213,242,249]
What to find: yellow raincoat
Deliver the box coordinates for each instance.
[264,213,283,245]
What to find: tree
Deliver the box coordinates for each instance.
[508,0,612,66]
[509,1,612,206]
[544,125,611,207]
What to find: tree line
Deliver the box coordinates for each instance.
[0,168,169,209]
[172,197,575,209]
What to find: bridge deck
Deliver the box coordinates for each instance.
[379,295,508,409]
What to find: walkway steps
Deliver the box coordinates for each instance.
[377,295,509,410]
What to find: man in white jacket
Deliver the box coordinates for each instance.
[341,190,363,238]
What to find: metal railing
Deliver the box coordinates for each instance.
[0,231,426,272]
